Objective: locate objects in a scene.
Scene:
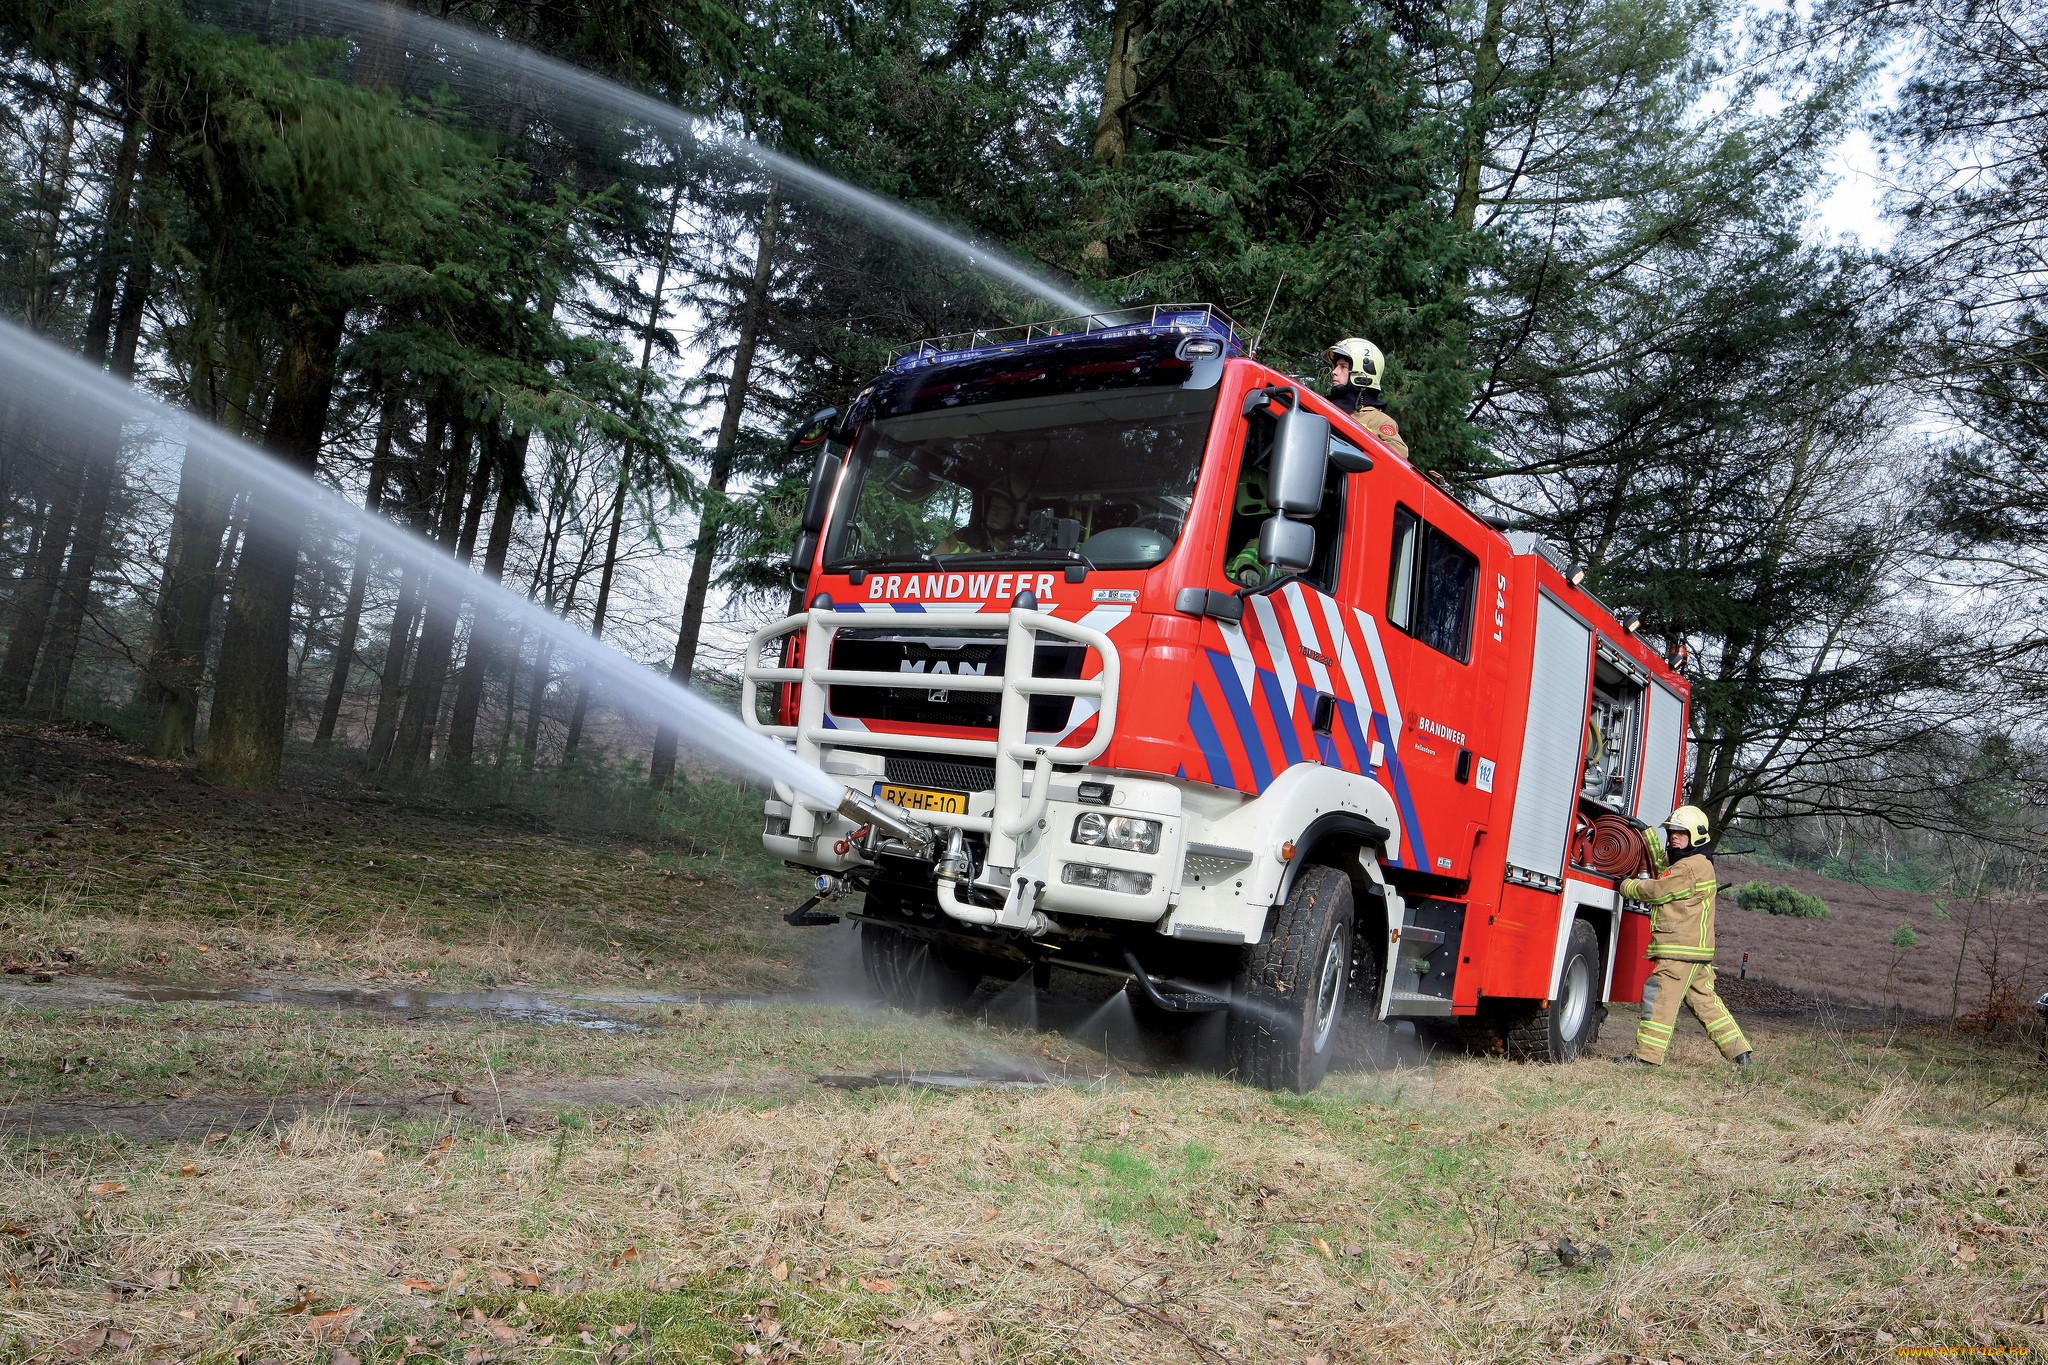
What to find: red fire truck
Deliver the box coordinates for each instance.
[742,305,1686,1092]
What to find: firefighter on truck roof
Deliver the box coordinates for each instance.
[1326,338,1407,459]
[1615,806,1754,1069]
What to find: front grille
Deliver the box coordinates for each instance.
[827,630,1083,731]
[883,756,998,794]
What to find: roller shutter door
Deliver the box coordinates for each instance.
[1634,681,1685,826]
[1505,596,1592,884]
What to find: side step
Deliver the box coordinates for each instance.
[1385,989,1453,1017]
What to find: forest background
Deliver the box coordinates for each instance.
[1,0,2044,901]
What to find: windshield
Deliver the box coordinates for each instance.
[824,387,1219,571]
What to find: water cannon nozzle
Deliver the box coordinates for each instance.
[837,787,936,857]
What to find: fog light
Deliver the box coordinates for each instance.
[1061,863,1153,895]
[1072,811,1160,854]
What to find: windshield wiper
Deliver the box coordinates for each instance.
[940,547,1098,572]
[833,552,944,571]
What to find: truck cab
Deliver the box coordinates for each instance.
[743,305,1689,1091]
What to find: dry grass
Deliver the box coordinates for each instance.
[0,727,813,992]
[5,1023,2045,1364]
[0,999,1015,1102]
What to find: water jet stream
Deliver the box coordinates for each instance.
[238,0,1101,319]
[0,318,847,807]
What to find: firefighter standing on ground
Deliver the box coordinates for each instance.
[1327,338,1408,458]
[1615,806,1754,1068]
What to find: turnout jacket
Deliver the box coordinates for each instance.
[1329,386,1409,459]
[1619,851,1717,962]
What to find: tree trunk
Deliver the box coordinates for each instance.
[1453,0,1508,233]
[650,191,780,788]
[515,497,570,770]
[519,635,554,767]
[200,303,344,789]
[0,448,83,708]
[389,416,478,774]
[429,425,498,755]
[145,463,237,760]
[79,65,147,370]
[314,391,399,747]
[366,399,450,767]
[30,203,157,715]
[447,424,527,763]
[23,74,82,336]
[1081,2,1147,266]
[562,183,684,763]
[491,626,527,769]
[560,465,628,761]
[141,321,256,759]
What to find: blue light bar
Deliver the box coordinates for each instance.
[886,303,1247,373]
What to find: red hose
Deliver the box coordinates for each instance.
[1574,811,1650,878]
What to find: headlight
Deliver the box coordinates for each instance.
[1061,863,1153,895]
[1072,811,1161,854]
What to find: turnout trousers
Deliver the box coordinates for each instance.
[1635,958,1750,1063]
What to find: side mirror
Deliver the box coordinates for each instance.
[798,444,843,535]
[1255,395,1329,577]
[1258,516,1315,572]
[790,529,819,585]
[1266,401,1331,516]
[787,407,838,456]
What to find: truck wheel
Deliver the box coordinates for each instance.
[860,924,977,1014]
[1504,917,1605,1061]
[1228,865,1354,1093]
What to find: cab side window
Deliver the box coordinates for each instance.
[1223,408,1347,594]
[1386,503,1478,662]
[1387,506,1421,629]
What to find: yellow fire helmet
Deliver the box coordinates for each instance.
[1663,805,1711,847]
[1326,337,1385,390]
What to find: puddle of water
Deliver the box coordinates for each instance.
[814,1065,1051,1092]
[91,981,655,1030]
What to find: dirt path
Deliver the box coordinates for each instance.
[0,1075,806,1140]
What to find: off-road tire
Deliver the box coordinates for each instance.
[1503,917,1605,1061]
[860,924,978,1013]
[1228,864,1354,1092]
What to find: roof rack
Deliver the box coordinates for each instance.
[886,303,1247,373]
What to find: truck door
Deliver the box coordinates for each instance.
[1188,404,1369,797]
[1376,498,1493,879]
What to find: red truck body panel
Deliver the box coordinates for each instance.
[798,353,1689,1011]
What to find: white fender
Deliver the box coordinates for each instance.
[1162,763,1404,945]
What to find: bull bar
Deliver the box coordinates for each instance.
[740,605,1122,882]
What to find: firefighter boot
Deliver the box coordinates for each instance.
[1612,1054,1655,1067]
[1734,1051,1753,1069]
[1636,959,1752,1063]
[1685,964,1752,1061]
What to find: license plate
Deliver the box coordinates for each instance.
[872,781,967,815]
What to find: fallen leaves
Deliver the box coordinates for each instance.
[87,1181,127,1196]
[309,1306,360,1338]
[860,1278,897,1294]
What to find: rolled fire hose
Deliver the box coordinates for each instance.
[1573,811,1651,878]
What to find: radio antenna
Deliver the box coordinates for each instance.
[1249,274,1285,357]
